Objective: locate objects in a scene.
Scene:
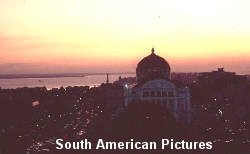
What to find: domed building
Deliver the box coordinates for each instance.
[124,48,192,123]
[136,48,171,82]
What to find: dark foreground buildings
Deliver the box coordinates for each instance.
[0,50,250,154]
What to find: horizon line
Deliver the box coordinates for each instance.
[0,71,249,79]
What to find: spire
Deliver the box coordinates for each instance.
[106,73,109,83]
[151,47,155,54]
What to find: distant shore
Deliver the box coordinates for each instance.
[0,72,135,79]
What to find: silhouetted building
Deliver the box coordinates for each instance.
[195,68,250,122]
[124,48,192,123]
[198,68,247,86]
[113,76,136,86]
[171,72,199,85]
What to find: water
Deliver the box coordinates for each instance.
[0,74,135,89]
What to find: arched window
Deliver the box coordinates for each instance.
[162,91,167,97]
[168,99,175,110]
[143,91,149,97]
[168,91,174,97]
[151,91,155,97]
[178,101,185,111]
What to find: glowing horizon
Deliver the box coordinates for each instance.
[1,0,250,74]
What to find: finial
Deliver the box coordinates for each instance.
[151,47,155,54]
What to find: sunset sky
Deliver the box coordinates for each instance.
[1,0,250,74]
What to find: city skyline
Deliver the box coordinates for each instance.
[1,0,250,74]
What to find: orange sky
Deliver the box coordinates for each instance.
[1,0,250,74]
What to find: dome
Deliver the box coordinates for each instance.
[136,48,171,83]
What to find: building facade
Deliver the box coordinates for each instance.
[124,48,192,123]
